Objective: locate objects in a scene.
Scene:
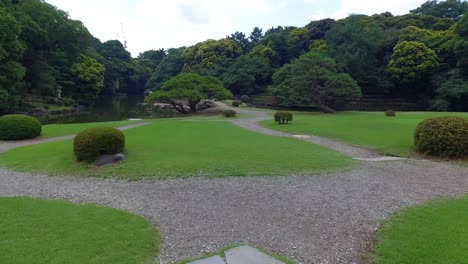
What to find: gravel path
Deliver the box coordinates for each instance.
[1,160,466,264]
[0,108,466,263]
[0,122,149,153]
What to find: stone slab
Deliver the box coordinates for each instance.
[225,246,284,264]
[188,255,225,264]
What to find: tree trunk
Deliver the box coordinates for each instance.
[311,83,336,114]
[188,100,200,113]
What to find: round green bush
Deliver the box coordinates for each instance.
[240,95,250,104]
[385,110,396,117]
[274,111,293,124]
[223,110,237,118]
[73,127,125,163]
[232,101,241,107]
[0,114,42,141]
[414,116,468,158]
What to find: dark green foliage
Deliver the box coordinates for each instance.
[145,73,232,114]
[0,114,41,140]
[73,127,125,163]
[273,52,361,113]
[274,111,293,124]
[232,101,241,107]
[414,116,468,158]
[223,110,237,118]
[326,15,383,90]
[221,55,273,95]
[146,48,185,90]
[411,0,468,21]
[385,110,397,117]
[240,95,250,103]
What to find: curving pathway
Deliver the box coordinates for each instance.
[0,122,149,153]
[0,108,467,264]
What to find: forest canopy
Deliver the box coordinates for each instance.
[0,0,467,114]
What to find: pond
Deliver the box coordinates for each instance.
[40,95,176,124]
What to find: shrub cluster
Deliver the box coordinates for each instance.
[414,116,468,158]
[73,127,125,163]
[274,111,293,124]
[223,110,237,118]
[0,114,42,140]
[240,95,250,104]
[232,101,241,107]
[385,110,396,117]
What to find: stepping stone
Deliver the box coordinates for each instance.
[292,135,311,139]
[188,255,225,264]
[225,246,285,264]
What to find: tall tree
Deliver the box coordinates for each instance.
[249,27,264,46]
[146,47,185,90]
[411,0,468,21]
[0,7,25,113]
[183,39,242,68]
[221,54,273,95]
[326,15,383,91]
[71,55,105,104]
[228,32,250,53]
[387,41,439,86]
[273,52,361,113]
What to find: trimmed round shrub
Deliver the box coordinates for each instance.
[232,101,241,107]
[0,114,42,141]
[274,111,293,124]
[73,127,125,163]
[223,110,237,118]
[385,110,396,117]
[240,95,250,104]
[414,117,468,158]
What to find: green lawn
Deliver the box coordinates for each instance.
[0,120,355,179]
[261,111,468,157]
[42,120,140,138]
[373,197,468,264]
[0,197,159,264]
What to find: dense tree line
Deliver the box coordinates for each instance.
[0,0,152,113]
[1,0,467,114]
[146,0,468,112]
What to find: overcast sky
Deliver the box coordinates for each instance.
[45,0,428,56]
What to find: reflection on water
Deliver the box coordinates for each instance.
[41,95,150,124]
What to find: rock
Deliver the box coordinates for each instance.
[95,154,126,167]
[197,100,217,111]
[188,255,225,264]
[225,246,285,264]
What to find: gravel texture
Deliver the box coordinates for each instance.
[1,160,466,264]
[0,107,466,263]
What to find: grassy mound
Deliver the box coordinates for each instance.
[0,119,355,179]
[373,197,468,264]
[0,197,159,264]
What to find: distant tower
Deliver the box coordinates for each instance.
[121,22,128,49]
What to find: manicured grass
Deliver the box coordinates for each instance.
[0,197,159,264]
[261,111,468,157]
[0,120,355,179]
[42,120,140,138]
[373,197,468,264]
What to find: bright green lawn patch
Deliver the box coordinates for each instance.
[261,112,468,157]
[42,120,140,138]
[373,197,468,264]
[0,197,159,264]
[0,120,355,179]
